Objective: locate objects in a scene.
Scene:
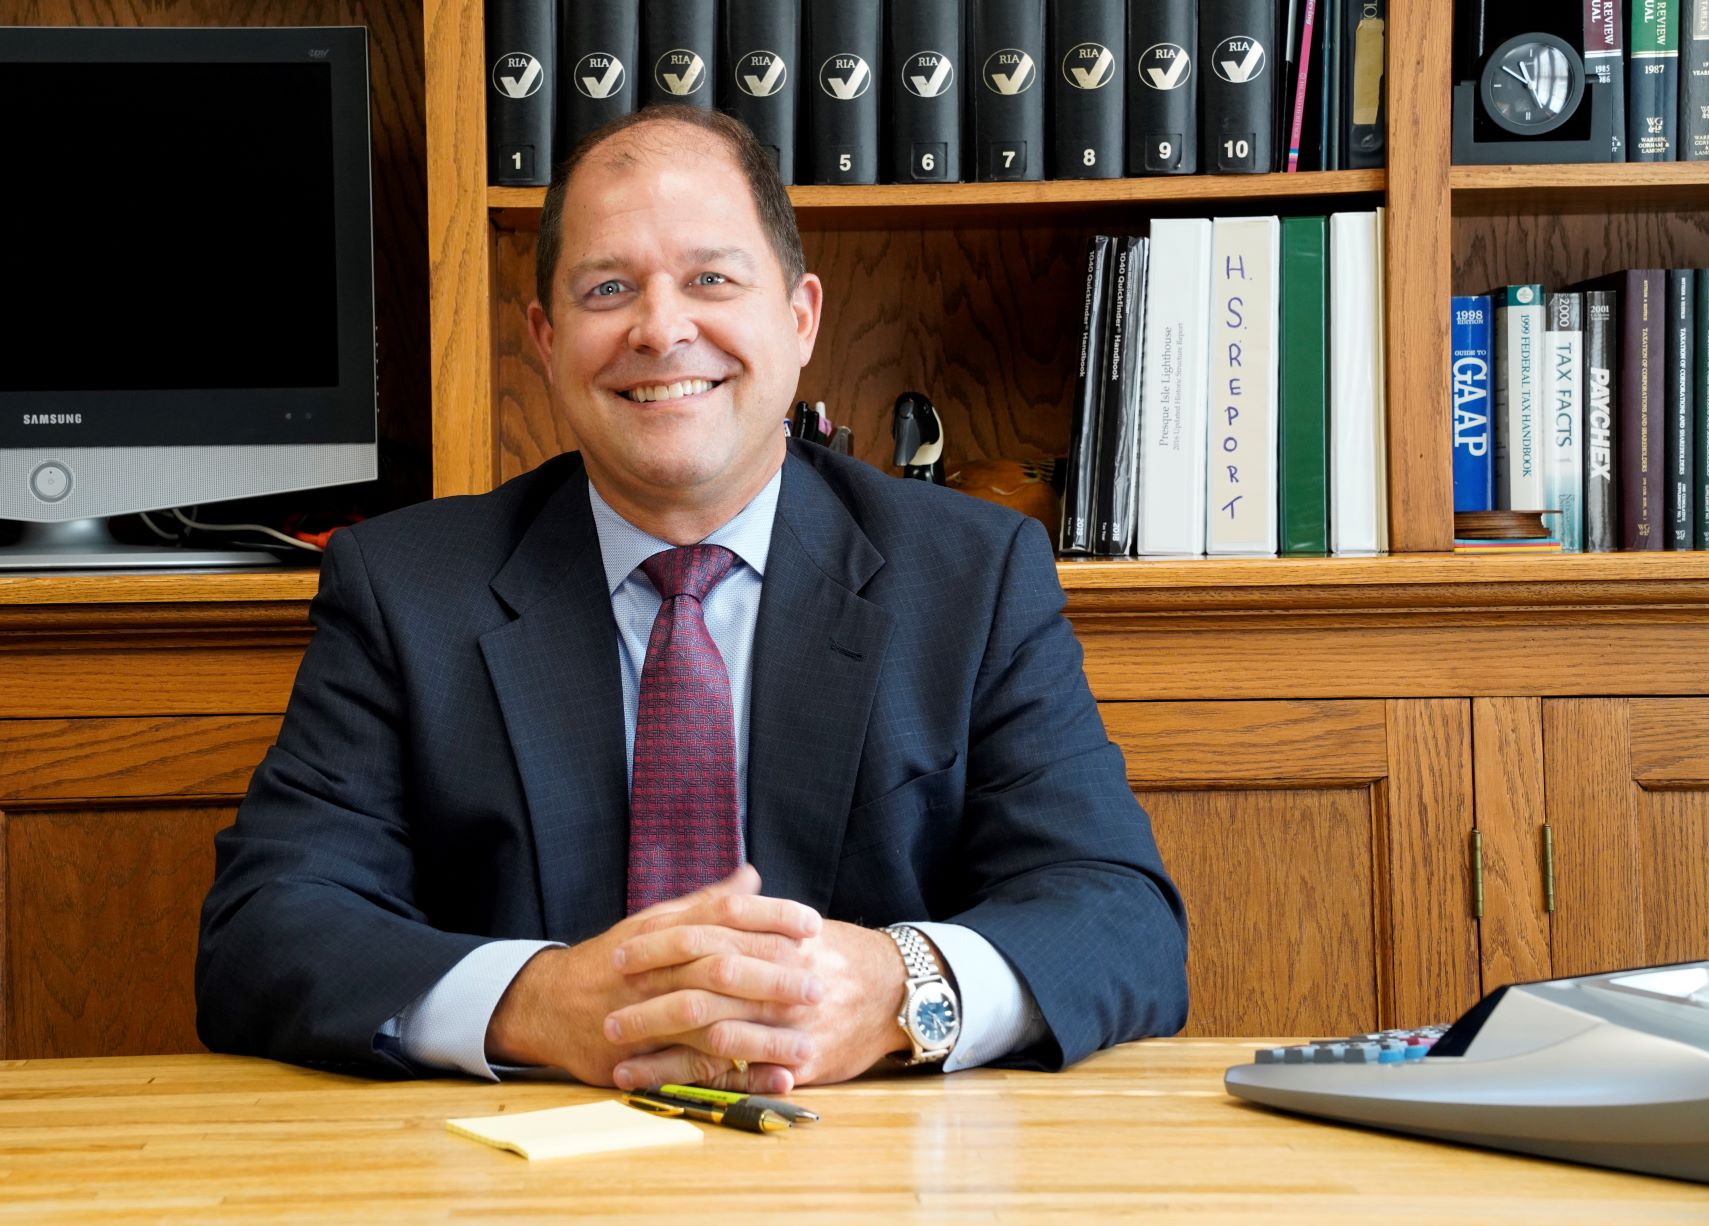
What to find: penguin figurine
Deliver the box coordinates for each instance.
[890,391,945,485]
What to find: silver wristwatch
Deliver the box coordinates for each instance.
[882,924,961,1066]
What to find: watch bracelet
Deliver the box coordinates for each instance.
[882,924,945,985]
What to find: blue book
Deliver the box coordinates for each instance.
[1451,294,1494,513]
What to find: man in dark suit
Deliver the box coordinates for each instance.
[197,106,1186,1092]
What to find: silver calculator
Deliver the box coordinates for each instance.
[1225,961,1709,1183]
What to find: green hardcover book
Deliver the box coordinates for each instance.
[1279,215,1329,554]
[1696,268,1709,547]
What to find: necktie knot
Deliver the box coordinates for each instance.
[640,544,737,603]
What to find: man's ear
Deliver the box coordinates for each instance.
[791,272,824,368]
[526,300,555,384]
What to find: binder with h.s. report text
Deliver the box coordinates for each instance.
[889,0,963,182]
[723,0,800,182]
[970,0,1046,180]
[642,0,716,109]
[487,0,555,185]
[1051,0,1124,178]
[805,0,882,183]
[559,0,639,156]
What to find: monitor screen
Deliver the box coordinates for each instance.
[0,26,375,461]
[2,62,339,395]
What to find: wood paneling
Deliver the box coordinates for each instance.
[1544,700,1646,977]
[1140,788,1381,1037]
[5,804,231,1058]
[1630,698,1709,787]
[1076,620,1709,701]
[1102,700,1387,787]
[1451,208,1709,302]
[0,716,279,801]
[1470,698,1551,991]
[1383,700,1479,1027]
[18,0,431,511]
[0,649,302,717]
[427,0,497,496]
[1106,700,1400,1036]
[1383,0,1454,552]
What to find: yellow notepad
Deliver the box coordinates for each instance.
[446,1099,702,1160]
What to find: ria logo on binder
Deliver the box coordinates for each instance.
[736,50,788,98]
[1062,42,1114,90]
[655,49,706,96]
[983,49,1036,95]
[902,50,955,98]
[1212,35,1266,84]
[491,51,544,99]
[1138,42,1192,91]
[574,52,626,100]
[819,53,872,100]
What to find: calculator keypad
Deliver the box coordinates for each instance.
[1253,1026,1449,1065]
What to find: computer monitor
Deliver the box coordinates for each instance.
[0,25,377,568]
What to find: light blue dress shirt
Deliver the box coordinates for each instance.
[392,464,1044,1077]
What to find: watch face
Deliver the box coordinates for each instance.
[1479,33,1585,136]
[910,982,960,1046]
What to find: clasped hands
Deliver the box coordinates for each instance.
[486,865,909,1092]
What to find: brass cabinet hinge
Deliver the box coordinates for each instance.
[1471,829,1484,920]
[1542,823,1556,914]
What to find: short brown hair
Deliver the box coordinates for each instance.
[534,105,806,317]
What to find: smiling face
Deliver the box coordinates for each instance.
[526,122,822,542]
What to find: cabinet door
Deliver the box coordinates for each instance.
[1101,700,1479,1037]
[1544,699,1709,977]
[0,716,280,1058]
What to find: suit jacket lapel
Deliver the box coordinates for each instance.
[480,461,629,941]
[747,454,893,913]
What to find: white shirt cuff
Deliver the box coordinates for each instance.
[390,940,564,1080]
[909,921,1047,1072]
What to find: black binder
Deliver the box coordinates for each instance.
[970,0,1047,180]
[723,0,800,182]
[1062,235,1114,554]
[888,0,963,182]
[642,0,716,109]
[805,0,882,184]
[1052,0,1124,178]
[559,0,639,157]
[487,0,556,185]
[1125,0,1197,175]
[1200,0,1276,173]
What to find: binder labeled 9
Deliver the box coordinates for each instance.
[1145,134,1184,172]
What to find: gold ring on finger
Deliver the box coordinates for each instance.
[731,1057,748,1074]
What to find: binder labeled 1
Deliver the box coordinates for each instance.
[487,0,555,185]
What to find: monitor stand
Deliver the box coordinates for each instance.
[0,518,285,571]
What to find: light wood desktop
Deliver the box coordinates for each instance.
[0,1040,1700,1223]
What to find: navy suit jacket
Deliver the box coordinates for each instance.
[196,444,1188,1072]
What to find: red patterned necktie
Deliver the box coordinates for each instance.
[626,544,741,914]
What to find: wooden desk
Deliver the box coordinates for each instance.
[0,1041,1700,1222]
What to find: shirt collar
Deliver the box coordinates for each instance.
[587,463,782,597]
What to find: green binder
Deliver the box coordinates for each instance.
[1279,215,1329,555]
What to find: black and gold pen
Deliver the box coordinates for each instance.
[658,1083,820,1123]
[619,1090,791,1134]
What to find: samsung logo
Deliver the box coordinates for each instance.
[22,414,81,425]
